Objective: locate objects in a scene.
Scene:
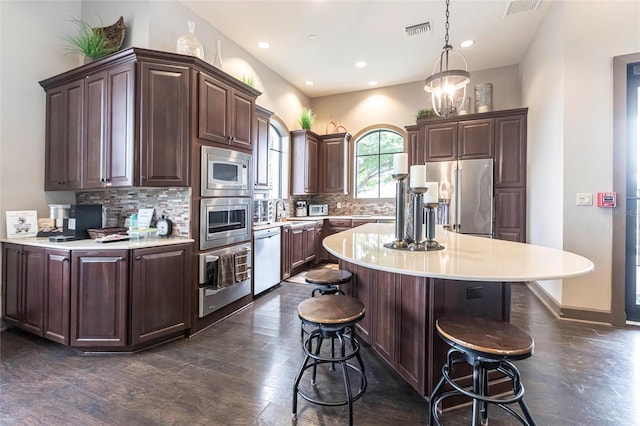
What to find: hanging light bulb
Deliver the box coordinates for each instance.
[424,0,470,117]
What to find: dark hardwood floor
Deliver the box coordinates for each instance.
[1,281,639,425]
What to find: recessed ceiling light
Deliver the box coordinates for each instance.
[305,80,315,86]
[460,39,474,48]
[257,41,271,49]
[355,61,367,68]
[368,81,378,87]
[309,34,317,40]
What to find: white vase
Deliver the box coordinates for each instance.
[213,40,223,69]
[176,21,205,60]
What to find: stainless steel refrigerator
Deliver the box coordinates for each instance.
[425,158,494,237]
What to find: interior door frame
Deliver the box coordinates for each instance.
[613,53,640,326]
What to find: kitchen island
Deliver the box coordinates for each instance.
[322,223,593,398]
[1,237,194,352]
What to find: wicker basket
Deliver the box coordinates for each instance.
[87,227,128,239]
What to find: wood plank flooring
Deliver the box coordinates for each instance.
[2,281,640,425]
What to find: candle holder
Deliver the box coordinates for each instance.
[408,187,427,251]
[424,201,444,251]
[384,173,409,249]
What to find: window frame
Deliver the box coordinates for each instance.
[266,115,290,200]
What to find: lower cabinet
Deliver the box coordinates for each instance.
[130,244,191,346]
[281,223,319,278]
[2,242,192,352]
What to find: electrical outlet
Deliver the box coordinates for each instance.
[337,202,342,209]
[576,193,593,206]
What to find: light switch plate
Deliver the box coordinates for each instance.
[576,192,593,206]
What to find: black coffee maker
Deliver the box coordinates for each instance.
[46,204,103,241]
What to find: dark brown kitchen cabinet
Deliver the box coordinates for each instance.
[424,122,458,161]
[291,130,320,195]
[458,118,494,159]
[281,225,292,280]
[304,224,316,263]
[198,71,256,151]
[495,114,526,187]
[130,244,191,346]
[406,126,420,168]
[290,226,306,268]
[70,250,128,348]
[84,62,135,189]
[254,105,273,190]
[43,249,71,345]
[44,79,84,190]
[1,244,45,336]
[320,133,351,194]
[494,188,526,242]
[139,62,190,187]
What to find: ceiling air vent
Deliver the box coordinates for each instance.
[504,0,542,17]
[404,21,431,38]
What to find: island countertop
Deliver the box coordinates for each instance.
[323,223,594,282]
[0,236,194,250]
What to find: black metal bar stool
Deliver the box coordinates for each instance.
[292,295,367,426]
[429,316,536,426]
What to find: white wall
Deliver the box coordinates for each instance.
[522,0,640,313]
[310,65,522,138]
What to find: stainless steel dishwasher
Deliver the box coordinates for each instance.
[253,227,282,295]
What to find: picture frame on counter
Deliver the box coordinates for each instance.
[6,210,38,238]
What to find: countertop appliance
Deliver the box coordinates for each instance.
[425,158,494,237]
[295,201,308,217]
[46,204,103,241]
[253,227,282,295]
[308,204,328,216]
[198,242,252,318]
[201,146,251,197]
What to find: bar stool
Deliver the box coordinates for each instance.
[301,268,353,340]
[429,316,536,426]
[292,295,367,426]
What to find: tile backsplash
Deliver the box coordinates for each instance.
[77,188,191,237]
[290,194,395,217]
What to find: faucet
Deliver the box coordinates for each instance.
[274,199,287,221]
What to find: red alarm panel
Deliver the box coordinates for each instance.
[597,192,616,207]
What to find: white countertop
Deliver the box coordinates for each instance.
[0,236,194,250]
[253,215,395,231]
[322,223,594,282]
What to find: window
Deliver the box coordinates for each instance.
[354,128,404,198]
[267,121,289,199]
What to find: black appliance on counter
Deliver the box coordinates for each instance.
[45,204,103,241]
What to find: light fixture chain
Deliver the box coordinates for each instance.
[444,0,450,47]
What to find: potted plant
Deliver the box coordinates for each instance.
[299,107,315,130]
[65,16,124,61]
[416,108,437,121]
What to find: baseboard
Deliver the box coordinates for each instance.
[526,281,614,326]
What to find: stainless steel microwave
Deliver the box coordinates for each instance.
[201,146,251,197]
[200,197,251,250]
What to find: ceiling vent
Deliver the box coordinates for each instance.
[503,0,542,17]
[404,21,431,38]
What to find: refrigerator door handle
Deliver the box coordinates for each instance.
[455,166,462,231]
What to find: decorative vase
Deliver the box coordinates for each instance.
[213,40,223,69]
[176,21,205,60]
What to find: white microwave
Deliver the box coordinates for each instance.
[308,204,328,216]
[201,146,251,197]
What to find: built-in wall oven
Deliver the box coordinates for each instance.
[198,242,251,318]
[201,146,251,197]
[200,197,251,250]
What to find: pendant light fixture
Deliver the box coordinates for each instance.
[424,0,470,117]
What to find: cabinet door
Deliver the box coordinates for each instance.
[396,274,427,393]
[131,244,191,346]
[43,249,70,344]
[304,225,316,263]
[424,123,457,161]
[314,223,324,263]
[351,264,374,345]
[458,119,494,159]
[44,80,83,190]
[407,127,421,166]
[254,108,270,190]
[495,114,526,187]
[290,227,306,268]
[199,72,230,145]
[306,133,319,194]
[291,130,320,195]
[84,71,108,188]
[140,62,190,187]
[2,243,22,325]
[70,250,128,348]
[281,226,292,280]
[373,270,396,365]
[20,246,45,336]
[495,188,526,242]
[320,134,349,193]
[229,90,254,150]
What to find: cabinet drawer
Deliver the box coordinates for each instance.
[352,219,376,227]
[328,219,352,227]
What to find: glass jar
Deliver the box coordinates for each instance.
[474,83,493,113]
[176,21,205,60]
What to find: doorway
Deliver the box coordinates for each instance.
[626,62,640,322]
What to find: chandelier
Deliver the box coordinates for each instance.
[424,0,470,117]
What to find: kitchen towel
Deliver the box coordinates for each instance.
[235,248,249,282]
[216,253,236,288]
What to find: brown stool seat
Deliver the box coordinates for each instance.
[298,294,365,325]
[305,268,352,285]
[437,316,534,358]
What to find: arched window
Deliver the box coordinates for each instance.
[354,128,404,198]
[268,118,289,199]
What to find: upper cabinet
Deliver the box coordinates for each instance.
[198,72,257,151]
[40,48,261,191]
[290,130,351,196]
[253,105,273,191]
